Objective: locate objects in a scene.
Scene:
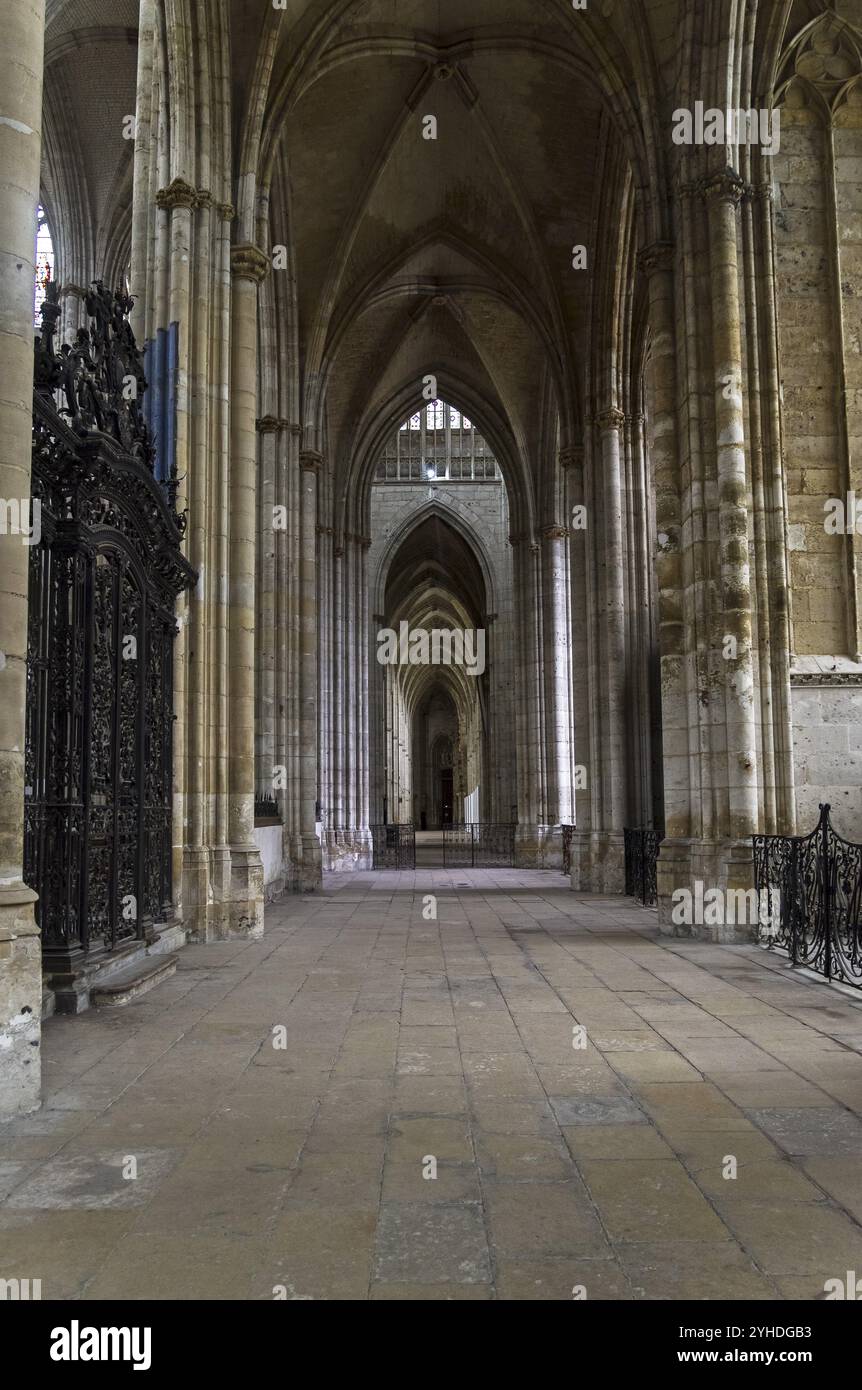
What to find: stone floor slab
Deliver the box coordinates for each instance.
[4,876,862,1300]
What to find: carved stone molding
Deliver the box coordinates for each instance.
[779,15,862,115]
[219,202,237,223]
[539,525,570,542]
[195,188,214,211]
[699,169,748,206]
[637,241,675,278]
[156,177,198,212]
[300,449,324,473]
[59,283,87,300]
[256,415,281,435]
[596,407,625,432]
[791,671,862,687]
[230,243,270,284]
[559,445,585,471]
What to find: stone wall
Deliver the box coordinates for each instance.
[791,663,862,841]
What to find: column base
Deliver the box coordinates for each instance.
[181,846,211,942]
[226,843,265,939]
[298,833,323,892]
[0,885,41,1121]
[569,831,626,894]
[657,837,757,943]
[322,828,373,872]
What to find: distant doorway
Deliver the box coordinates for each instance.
[440,768,454,828]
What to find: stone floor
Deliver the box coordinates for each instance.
[3,869,862,1301]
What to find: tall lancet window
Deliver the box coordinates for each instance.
[34,205,55,323]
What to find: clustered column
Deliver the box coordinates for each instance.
[0,0,46,1118]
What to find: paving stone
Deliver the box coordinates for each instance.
[485,1181,609,1257]
[6,1148,181,1210]
[548,1095,646,1126]
[496,1257,631,1300]
[579,1159,731,1242]
[11,880,862,1300]
[618,1240,777,1300]
[373,1202,491,1284]
[747,1106,862,1156]
[475,1133,575,1180]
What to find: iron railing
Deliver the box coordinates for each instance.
[443,823,516,868]
[624,827,664,907]
[561,824,574,877]
[753,803,862,988]
[370,823,416,870]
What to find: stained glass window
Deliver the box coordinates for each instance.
[34,206,55,324]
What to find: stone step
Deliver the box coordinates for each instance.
[90,954,178,1008]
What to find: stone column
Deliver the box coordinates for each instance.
[594,408,629,890]
[227,243,268,935]
[256,414,280,804]
[156,177,197,929]
[0,0,46,1118]
[299,450,323,890]
[539,523,573,864]
[510,534,541,865]
[638,241,692,922]
[564,446,595,887]
[358,537,372,856]
[703,171,759,846]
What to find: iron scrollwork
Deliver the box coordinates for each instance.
[25,283,196,977]
[443,824,517,868]
[754,804,862,989]
[624,827,664,907]
[371,824,416,870]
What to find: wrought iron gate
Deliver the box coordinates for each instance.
[443,824,516,868]
[24,281,195,974]
[624,827,664,907]
[754,803,862,988]
[371,824,416,869]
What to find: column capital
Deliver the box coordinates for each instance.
[559,444,584,471]
[699,169,748,206]
[300,449,324,472]
[637,240,675,277]
[156,177,198,212]
[256,414,281,435]
[219,202,237,222]
[596,407,625,433]
[59,283,87,300]
[231,243,270,284]
[195,187,214,211]
[539,524,570,542]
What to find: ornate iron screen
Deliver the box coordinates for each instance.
[371,824,416,869]
[754,803,862,988]
[24,282,194,973]
[561,824,574,877]
[443,824,516,868]
[624,827,664,907]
